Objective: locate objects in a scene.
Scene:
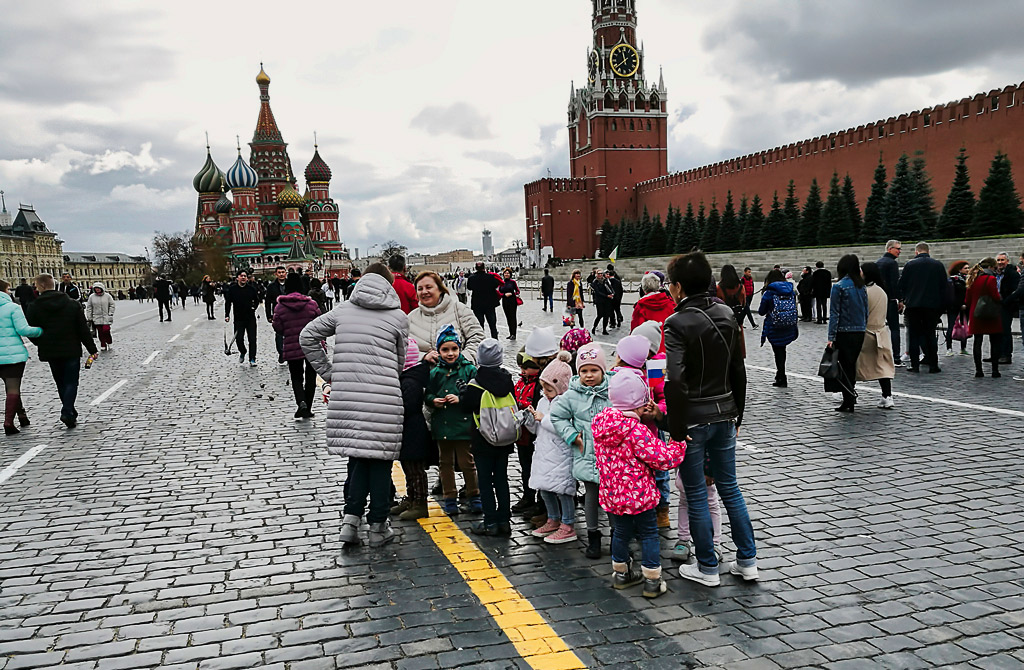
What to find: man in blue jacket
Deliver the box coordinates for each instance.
[898,242,947,373]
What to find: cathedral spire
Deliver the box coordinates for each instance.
[253,64,283,143]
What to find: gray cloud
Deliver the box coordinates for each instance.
[410,102,494,140]
[704,1,1024,86]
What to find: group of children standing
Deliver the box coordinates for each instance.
[390,322,717,598]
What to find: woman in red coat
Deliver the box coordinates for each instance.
[630,273,676,341]
[964,257,1003,378]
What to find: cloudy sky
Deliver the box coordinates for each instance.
[2,0,1022,257]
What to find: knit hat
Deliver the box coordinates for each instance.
[616,335,651,369]
[525,326,559,357]
[559,327,593,353]
[539,359,572,396]
[609,370,650,411]
[574,343,607,372]
[476,338,503,368]
[631,320,662,355]
[436,324,461,350]
[404,338,421,370]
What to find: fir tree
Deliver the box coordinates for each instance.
[973,151,1024,236]
[781,180,800,248]
[619,218,635,257]
[700,199,720,252]
[761,192,784,249]
[637,206,653,255]
[798,179,822,247]
[910,155,938,237]
[717,191,740,251]
[741,195,764,249]
[819,172,855,245]
[737,196,750,248]
[646,214,668,256]
[599,219,615,257]
[863,157,888,243]
[663,206,679,255]
[885,154,918,240]
[695,202,707,251]
[841,174,862,242]
[937,148,975,239]
[677,202,698,252]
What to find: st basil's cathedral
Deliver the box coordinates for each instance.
[192,65,348,276]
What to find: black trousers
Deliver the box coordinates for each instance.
[158,299,172,321]
[344,457,393,524]
[475,448,510,526]
[473,306,498,338]
[288,359,316,408]
[234,316,257,360]
[772,344,787,382]
[205,301,215,319]
[518,442,535,502]
[611,298,624,327]
[834,331,865,406]
[815,296,828,322]
[502,300,518,337]
[974,334,1001,373]
[592,302,610,333]
[799,295,813,321]
[905,307,941,369]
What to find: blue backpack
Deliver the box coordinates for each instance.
[771,292,798,328]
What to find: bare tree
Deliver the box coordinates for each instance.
[379,240,408,263]
[152,231,204,282]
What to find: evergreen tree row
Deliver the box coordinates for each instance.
[597,150,1024,259]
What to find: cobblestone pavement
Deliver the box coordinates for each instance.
[1,294,1023,670]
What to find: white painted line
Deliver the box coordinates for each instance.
[183,325,191,331]
[193,317,200,322]
[746,364,1024,418]
[0,444,48,486]
[142,351,160,365]
[167,334,180,343]
[91,379,128,406]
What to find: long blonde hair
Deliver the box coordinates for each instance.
[965,261,988,289]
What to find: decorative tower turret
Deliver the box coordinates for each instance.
[249,64,295,243]
[276,177,306,243]
[192,141,225,238]
[303,137,342,252]
[225,139,263,255]
[214,182,233,246]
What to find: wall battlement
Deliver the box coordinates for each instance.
[524,177,595,196]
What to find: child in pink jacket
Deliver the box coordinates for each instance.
[592,372,685,599]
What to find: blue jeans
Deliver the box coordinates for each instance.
[655,468,671,508]
[610,509,660,569]
[539,490,574,525]
[681,421,756,574]
[474,449,510,526]
[344,457,393,524]
[543,293,554,311]
[48,358,80,420]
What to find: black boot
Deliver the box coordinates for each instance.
[585,530,602,559]
[511,495,535,514]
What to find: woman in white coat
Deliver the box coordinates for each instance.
[856,263,896,409]
[85,282,116,351]
[408,271,484,364]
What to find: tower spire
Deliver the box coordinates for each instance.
[0,190,5,213]
[253,64,283,142]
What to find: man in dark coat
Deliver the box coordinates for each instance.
[811,261,832,324]
[606,265,624,328]
[796,267,814,322]
[876,240,904,366]
[225,270,261,366]
[14,279,35,314]
[467,261,500,338]
[590,270,614,335]
[898,241,948,373]
[153,275,173,322]
[264,266,289,364]
[26,273,97,428]
[996,252,1020,364]
[540,269,555,312]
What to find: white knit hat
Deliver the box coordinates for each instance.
[525,327,559,357]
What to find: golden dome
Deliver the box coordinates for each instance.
[256,64,270,86]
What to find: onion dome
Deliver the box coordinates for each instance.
[225,153,259,190]
[192,150,224,193]
[214,183,232,214]
[276,182,304,209]
[256,64,271,86]
[304,147,332,183]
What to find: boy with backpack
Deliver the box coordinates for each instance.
[757,269,799,387]
[463,338,519,536]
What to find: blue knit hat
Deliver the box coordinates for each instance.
[436,324,461,351]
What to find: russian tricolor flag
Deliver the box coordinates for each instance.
[646,358,666,386]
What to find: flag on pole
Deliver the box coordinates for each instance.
[608,245,619,263]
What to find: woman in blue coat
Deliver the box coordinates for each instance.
[757,269,799,388]
[0,280,43,434]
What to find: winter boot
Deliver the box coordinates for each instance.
[4,393,19,434]
[612,560,643,589]
[992,360,1001,378]
[367,520,395,547]
[511,495,535,514]
[642,566,668,598]
[390,498,411,516]
[400,501,429,520]
[339,514,361,545]
[585,530,602,559]
[466,495,483,514]
[656,506,671,529]
[443,498,460,515]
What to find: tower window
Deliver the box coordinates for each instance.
[646,121,651,131]
[630,120,635,131]
[611,121,617,131]
[992,96,1000,111]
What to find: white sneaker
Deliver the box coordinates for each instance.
[830,392,844,403]
[882,396,895,409]
[678,562,720,587]
[729,561,759,581]
[876,397,888,409]
[946,349,955,357]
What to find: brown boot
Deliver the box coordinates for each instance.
[400,501,429,520]
[656,506,671,529]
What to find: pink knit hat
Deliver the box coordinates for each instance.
[560,327,593,353]
[610,370,650,411]
[404,337,421,370]
[574,343,607,372]
[539,359,572,396]
[615,335,651,369]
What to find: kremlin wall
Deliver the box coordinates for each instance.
[526,1,1024,261]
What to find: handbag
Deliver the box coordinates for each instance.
[515,296,524,306]
[951,315,968,342]
[817,346,841,380]
[974,295,1000,321]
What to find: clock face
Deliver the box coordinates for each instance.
[588,50,599,82]
[609,43,639,78]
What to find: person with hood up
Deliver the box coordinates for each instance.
[273,273,322,419]
[300,263,409,548]
[630,273,676,337]
[390,337,437,521]
[85,282,116,352]
[462,339,517,536]
[550,342,612,559]
[593,372,685,599]
[757,269,799,388]
[0,279,42,434]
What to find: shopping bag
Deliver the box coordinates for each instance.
[951,315,968,342]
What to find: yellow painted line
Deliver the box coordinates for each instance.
[391,462,585,670]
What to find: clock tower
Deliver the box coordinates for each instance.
[568,0,668,223]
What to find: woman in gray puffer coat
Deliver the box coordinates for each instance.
[300,264,409,547]
[85,282,115,351]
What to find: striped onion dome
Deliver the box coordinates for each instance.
[276,182,304,208]
[192,151,224,193]
[225,153,259,190]
[214,187,232,214]
[304,148,332,183]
